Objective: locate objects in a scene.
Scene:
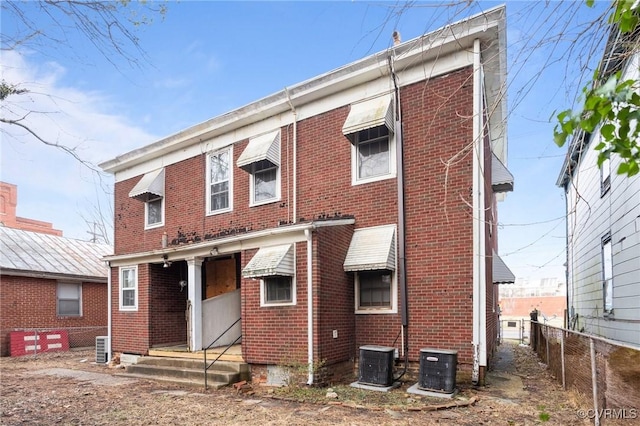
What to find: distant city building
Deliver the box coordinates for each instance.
[0,182,63,236]
[499,277,566,340]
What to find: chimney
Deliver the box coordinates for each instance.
[392,31,401,46]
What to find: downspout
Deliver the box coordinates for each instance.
[305,229,314,384]
[563,187,570,329]
[389,53,409,381]
[471,38,486,385]
[107,261,112,362]
[285,88,298,224]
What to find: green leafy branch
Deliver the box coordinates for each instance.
[554,0,640,177]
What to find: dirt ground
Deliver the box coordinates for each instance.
[0,343,600,425]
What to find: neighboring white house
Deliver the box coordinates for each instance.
[557,24,640,346]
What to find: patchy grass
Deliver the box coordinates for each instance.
[268,382,464,409]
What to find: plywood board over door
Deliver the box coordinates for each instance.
[205,257,237,299]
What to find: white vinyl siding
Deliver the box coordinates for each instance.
[565,72,640,345]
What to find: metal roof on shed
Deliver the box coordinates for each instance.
[0,226,112,281]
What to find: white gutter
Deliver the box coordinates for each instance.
[107,262,112,362]
[305,229,314,384]
[285,88,298,224]
[471,38,483,385]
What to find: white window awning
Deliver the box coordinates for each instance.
[493,250,515,284]
[344,225,396,272]
[129,168,165,201]
[342,94,394,142]
[492,153,514,193]
[237,130,280,171]
[242,244,294,278]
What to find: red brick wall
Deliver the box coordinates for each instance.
[149,262,188,347]
[0,275,107,356]
[241,243,309,364]
[111,66,492,369]
[111,264,150,355]
[399,68,475,365]
[315,225,355,365]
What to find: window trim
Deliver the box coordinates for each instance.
[249,160,281,207]
[351,126,396,186]
[144,196,164,229]
[206,146,233,215]
[259,275,296,307]
[57,282,82,317]
[119,266,138,311]
[601,156,611,196]
[602,233,613,315]
[355,269,397,314]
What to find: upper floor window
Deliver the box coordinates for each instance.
[119,266,138,311]
[207,147,233,214]
[342,94,396,185]
[251,160,279,204]
[145,196,164,228]
[128,168,165,229]
[57,282,82,316]
[237,130,281,206]
[602,233,613,314]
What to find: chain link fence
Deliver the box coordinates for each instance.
[12,326,106,354]
[531,321,640,425]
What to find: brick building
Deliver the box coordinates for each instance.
[100,7,513,384]
[0,182,62,236]
[0,183,112,356]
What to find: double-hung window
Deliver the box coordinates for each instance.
[145,196,163,228]
[57,283,81,316]
[120,266,138,311]
[342,94,396,185]
[356,126,390,180]
[343,224,398,314]
[128,168,165,229]
[602,233,613,314]
[237,130,281,206]
[263,276,294,305]
[251,160,279,204]
[357,270,393,309]
[242,244,295,307]
[207,147,232,214]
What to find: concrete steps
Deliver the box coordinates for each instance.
[120,356,250,389]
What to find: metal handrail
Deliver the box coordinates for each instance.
[203,317,241,390]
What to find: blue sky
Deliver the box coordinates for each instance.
[1,1,612,281]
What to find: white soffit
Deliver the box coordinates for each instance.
[237,130,281,171]
[344,225,396,272]
[129,168,165,200]
[492,250,516,284]
[491,153,514,193]
[342,94,394,141]
[242,244,294,278]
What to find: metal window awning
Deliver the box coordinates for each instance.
[129,168,165,201]
[342,94,394,142]
[237,130,280,171]
[242,244,294,278]
[344,225,396,272]
[492,153,514,193]
[493,250,515,284]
